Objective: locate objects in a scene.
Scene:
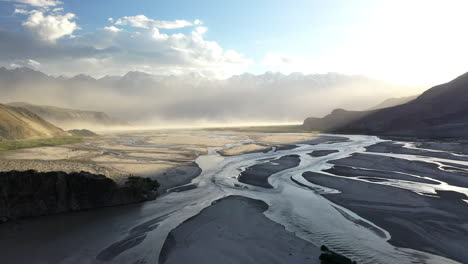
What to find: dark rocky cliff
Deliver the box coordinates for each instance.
[0,170,158,221]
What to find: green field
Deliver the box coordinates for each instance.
[204,125,320,133]
[0,136,82,152]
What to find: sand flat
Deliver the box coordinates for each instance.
[302,171,468,263]
[160,196,321,264]
[145,133,242,146]
[249,133,319,144]
[0,130,244,189]
[218,143,270,156]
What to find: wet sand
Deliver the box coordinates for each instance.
[302,170,468,263]
[307,150,339,157]
[160,196,321,264]
[329,153,468,188]
[324,165,440,184]
[366,141,468,162]
[0,132,465,264]
[239,154,301,188]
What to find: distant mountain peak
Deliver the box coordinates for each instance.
[121,70,153,81]
[98,75,121,82]
[69,74,96,82]
[1,66,48,79]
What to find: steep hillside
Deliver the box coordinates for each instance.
[7,102,128,130]
[303,72,468,138]
[0,104,68,140]
[367,95,418,110]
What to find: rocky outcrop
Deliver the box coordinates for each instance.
[0,170,159,221]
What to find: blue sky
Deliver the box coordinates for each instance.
[1,0,468,85]
[59,0,369,72]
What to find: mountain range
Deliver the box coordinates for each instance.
[0,67,418,124]
[303,72,468,138]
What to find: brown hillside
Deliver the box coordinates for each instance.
[0,104,68,140]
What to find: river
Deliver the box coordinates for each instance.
[0,132,465,264]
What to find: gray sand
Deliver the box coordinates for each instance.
[330,153,468,188]
[239,154,301,188]
[416,141,468,155]
[307,150,339,157]
[302,136,350,145]
[366,141,468,162]
[302,171,468,263]
[324,165,440,184]
[155,162,202,193]
[159,196,321,264]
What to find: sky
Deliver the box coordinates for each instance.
[0,0,467,86]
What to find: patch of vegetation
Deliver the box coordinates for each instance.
[319,245,357,264]
[0,136,82,152]
[67,129,98,137]
[204,125,319,133]
[124,176,160,195]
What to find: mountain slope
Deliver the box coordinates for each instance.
[0,67,416,123]
[7,102,128,130]
[367,95,418,110]
[0,104,68,140]
[303,72,468,138]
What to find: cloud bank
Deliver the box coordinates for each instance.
[0,1,251,78]
[22,10,78,43]
[114,15,194,29]
[1,0,61,7]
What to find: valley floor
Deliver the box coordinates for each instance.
[0,130,466,264]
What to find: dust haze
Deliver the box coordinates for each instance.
[0,68,424,127]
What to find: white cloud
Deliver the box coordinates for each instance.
[51,7,63,12]
[8,58,41,69]
[22,10,79,43]
[152,28,168,40]
[103,26,121,33]
[14,8,31,14]
[1,0,62,7]
[40,24,251,78]
[3,8,251,78]
[27,58,40,67]
[194,26,208,35]
[115,15,193,29]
